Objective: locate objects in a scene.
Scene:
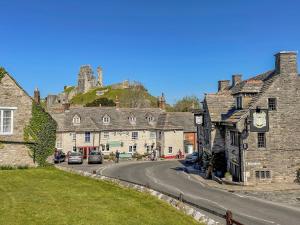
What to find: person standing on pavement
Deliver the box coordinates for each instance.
[115,150,120,163]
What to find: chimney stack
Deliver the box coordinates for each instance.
[34,88,40,104]
[218,80,230,92]
[232,74,242,87]
[158,93,166,110]
[275,51,298,75]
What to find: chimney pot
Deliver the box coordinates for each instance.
[34,88,40,104]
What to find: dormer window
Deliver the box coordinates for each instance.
[236,96,243,110]
[145,113,155,123]
[72,115,81,125]
[102,114,110,125]
[128,114,136,125]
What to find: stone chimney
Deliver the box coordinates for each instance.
[158,93,166,110]
[275,51,298,75]
[232,74,242,86]
[97,66,103,87]
[34,88,40,104]
[115,95,120,108]
[218,80,230,92]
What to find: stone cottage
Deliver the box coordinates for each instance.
[202,51,300,184]
[0,69,35,166]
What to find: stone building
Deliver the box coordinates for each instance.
[0,70,35,166]
[202,51,300,184]
[51,107,196,159]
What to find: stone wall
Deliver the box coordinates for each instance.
[0,74,34,166]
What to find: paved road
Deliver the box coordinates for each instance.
[98,160,300,225]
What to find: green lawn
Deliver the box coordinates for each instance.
[0,168,201,225]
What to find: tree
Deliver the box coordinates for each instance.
[85,98,116,107]
[171,96,201,112]
[119,84,151,108]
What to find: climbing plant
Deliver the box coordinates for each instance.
[0,67,7,82]
[24,102,57,166]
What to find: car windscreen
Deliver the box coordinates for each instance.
[90,152,101,155]
[70,152,81,156]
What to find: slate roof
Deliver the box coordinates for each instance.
[51,107,196,132]
[205,70,279,124]
[205,94,235,122]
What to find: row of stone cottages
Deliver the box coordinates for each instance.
[0,70,197,166]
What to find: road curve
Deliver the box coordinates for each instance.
[100,160,300,225]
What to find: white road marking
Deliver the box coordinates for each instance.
[237,212,277,224]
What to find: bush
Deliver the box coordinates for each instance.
[0,165,29,170]
[85,98,116,107]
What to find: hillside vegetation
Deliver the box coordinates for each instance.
[70,85,158,108]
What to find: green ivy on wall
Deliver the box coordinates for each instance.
[24,102,57,166]
[0,67,7,82]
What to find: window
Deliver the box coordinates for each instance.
[129,145,137,153]
[268,98,277,111]
[255,170,271,180]
[150,132,156,139]
[158,131,162,139]
[73,115,80,125]
[103,132,109,139]
[0,109,13,135]
[129,114,136,124]
[73,146,77,152]
[230,131,238,147]
[168,147,173,154]
[103,114,110,125]
[236,96,242,109]
[72,133,76,141]
[132,131,138,140]
[257,133,266,148]
[146,114,155,123]
[85,132,91,143]
[106,144,110,151]
[56,141,62,149]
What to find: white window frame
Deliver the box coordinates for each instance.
[168,147,173,154]
[150,131,156,139]
[132,131,138,140]
[73,115,81,125]
[0,107,16,135]
[103,114,110,125]
[85,132,91,143]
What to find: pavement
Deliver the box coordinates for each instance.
[58,160,300,225]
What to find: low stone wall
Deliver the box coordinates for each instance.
[56,165,219,225]
[0,143,35,166]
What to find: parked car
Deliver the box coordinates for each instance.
[53,150,66,163]
[68,152,83,164]
[88,151,103,164]
[185,152,201,164]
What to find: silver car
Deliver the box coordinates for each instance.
[185,152,200,164]
[88,151,103,164]
[68,152,83,164]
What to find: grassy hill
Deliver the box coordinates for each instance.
[70,85,158,108]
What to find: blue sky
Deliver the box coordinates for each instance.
[1,0,300,103]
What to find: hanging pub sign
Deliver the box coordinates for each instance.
[250,108,269,132]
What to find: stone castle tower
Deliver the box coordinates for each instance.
[97,66,103,87]
[77,65,99,93]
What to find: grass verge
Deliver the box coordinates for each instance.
[0,167,202,225]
